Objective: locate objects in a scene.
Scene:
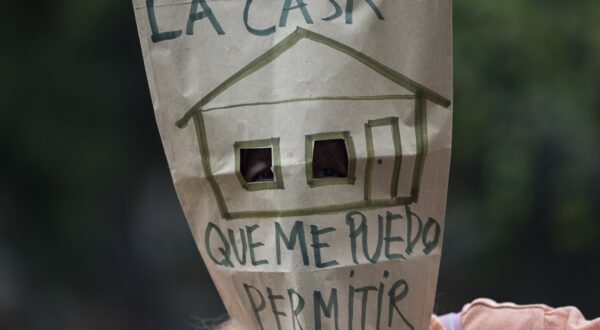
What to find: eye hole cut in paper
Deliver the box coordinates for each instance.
[175,27,451,221]
[312,139,349,180]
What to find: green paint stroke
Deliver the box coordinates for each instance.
[226,197,414,220]
[345,0,385,24]
[279,0,314,27]
[192,115,229,218]
[186,0,225,35]
[244,0,276,36]
[411,92,428,202]
[146,0,182,43]
[364,117,402,200]
[201,95,415,114]
[323,0,343,21]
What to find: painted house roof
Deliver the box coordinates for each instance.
[176,27,451,128]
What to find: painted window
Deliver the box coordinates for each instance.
[305,131,356,188]
[234,138,284,191]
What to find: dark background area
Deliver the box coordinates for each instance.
[1,1,599,329]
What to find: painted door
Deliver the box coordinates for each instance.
[364,117,402,201]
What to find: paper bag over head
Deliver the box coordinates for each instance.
[133,1,452,329]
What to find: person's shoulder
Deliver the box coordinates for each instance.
[460,298,600,330]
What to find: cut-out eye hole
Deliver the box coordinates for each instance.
[312,139,349,179]
[240,148,275,183]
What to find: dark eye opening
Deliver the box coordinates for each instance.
[312,139,349,179]
[240,148,275,183]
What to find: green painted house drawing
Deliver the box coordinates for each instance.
[176,27,451,220]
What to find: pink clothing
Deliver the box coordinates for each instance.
[221,298,600,329]
[431,299,600,330]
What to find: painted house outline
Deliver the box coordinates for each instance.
[176,27,451,220]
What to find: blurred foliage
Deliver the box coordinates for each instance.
[0,1,224,329]
[0,0,599,329]
[439,0,600,315]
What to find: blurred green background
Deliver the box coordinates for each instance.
[1,1,599,329]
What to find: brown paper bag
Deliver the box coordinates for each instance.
[133,1,452,329]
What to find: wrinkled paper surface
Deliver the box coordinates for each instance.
[133,1,452,329]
